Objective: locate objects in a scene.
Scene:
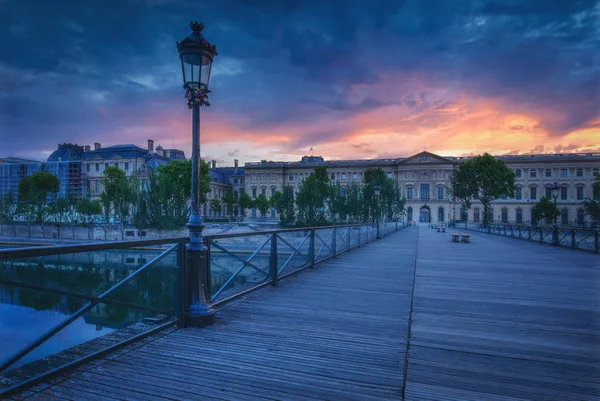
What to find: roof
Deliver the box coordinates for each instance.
[83,144,148,160]
[0,157,41,164]
[47,144,85,162]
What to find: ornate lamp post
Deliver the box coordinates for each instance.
[177,21,217,327]
[551,181,560,246]
[374,185,381,239]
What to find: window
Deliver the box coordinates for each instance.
[501,208,508,223]
[561,209,568,225]
[560,186,567,200]
[420,184,430,201]
[105,163,109,169]
[261,188,266,196]
[95,181,100,193]
[271,208,276,218]
[488,208,493,222]
[252,188,257,198]
[124,162,129,171]
[95,163,100,172]
[407,187,413,199]
[577,208,584,226]
[288,174,294,181]
[438,207,444,222]
[516,187,522,200]
[516,208,523,223]
[234,190,238,199]
[576,168,583,177]
[437,187,444,200]
[234,178,238,184]
[531,210,538,226]
[460,207,468,221]
[341,173,347,180]
[341,186,347,197]
[530,169,537,178]
[299,173,304,181]
[352,173,358,181]
[515,169,521,178]
[545,169,552,178]
[271,187,275,196]
[86,164,90,172]
[114,162,118,168]
[577,186,584,200]
[474,208,480,222]
[560,169,567,178]
[530,186,537,200]
[594,168,599,177]
[387,172,392,179]
[546,187,552,198]
[407,206,413,220]
[330,173,335,181]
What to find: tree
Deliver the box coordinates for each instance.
[101,167,134,239]
[238,192,253,217]
[450,153,516,225]
[296,174,326,226]
[0,192,18,236]
[222,190,236,218]
[209,197,222,218]
[47,197,71,238]
[18,172,60,236]
[274,187,295,227]
[583,175,600,227]
[532,196,560,224]
[76,198,102,240]
[345,182,363,223]
[327,183,346,223]
[254,194,270,218]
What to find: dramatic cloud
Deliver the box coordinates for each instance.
[0,0,598,164]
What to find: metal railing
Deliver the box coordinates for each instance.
[0,221,406,396]
[460,223,599,253]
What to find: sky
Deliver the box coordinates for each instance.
[0,0,598,165]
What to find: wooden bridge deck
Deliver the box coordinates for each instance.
[10,225,600,400]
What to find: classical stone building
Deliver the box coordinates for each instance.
[243,152,600,227]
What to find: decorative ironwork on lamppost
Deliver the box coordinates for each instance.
[177,21,217,327]
[551,181,560,246]
[374,185,381,239]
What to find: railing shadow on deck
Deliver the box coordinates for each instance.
[459,222,599,253]
[0,221,407,397]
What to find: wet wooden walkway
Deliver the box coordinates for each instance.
[10,225,600,400]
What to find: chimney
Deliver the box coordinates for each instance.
[234,159,239,168]
[84,145,91,152]
[148,139,154,152]
[212,160,216,168]
[94,143,101,151]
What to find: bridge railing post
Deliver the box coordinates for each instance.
[595,230,599,254]
[309,229,315,267]
[571,229,576,249]
[358,224,361,247]
[270,232,278,285]
[347,226,351,252]
[177,239,187,327]
[332,227,337,258]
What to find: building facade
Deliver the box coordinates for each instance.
[243,151,600,227]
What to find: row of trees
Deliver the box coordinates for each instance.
[450,153,600,226]
[270,166,406,227]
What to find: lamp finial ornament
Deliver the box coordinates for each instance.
[190,21,204,32]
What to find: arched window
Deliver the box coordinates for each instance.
[330,173,335,181]
[488,208,494,222]
[561,208,569,225]
[501,208,508,223]
[407,206,413,220]
[299,173,304,181]
[387,172,392,179]
[460,207,468,221]
[438,207,444,222]
[577,208,585,226]
[341,173,347,180]
[473,208,480,222]
[516,208,523,223]
[531,209,538,226]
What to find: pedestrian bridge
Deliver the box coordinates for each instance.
[2,224,599,400]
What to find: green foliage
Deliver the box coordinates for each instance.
[450,153,516,224]
[582,175,600,226]
[254,194,270,217]
[0,192,17,225]
[269,190,282,209]
[18,172,60,223]
[222,190,236,217]
[76,198,102,223]
[238,192,253,217]
[532,196,560,223]
[296,173,326,226]
[345,182,364,223]
[209,197,222,216]
[274,186,295,227]
[48,197,71,237]
[327,182,346,223]
[100,166,134,226]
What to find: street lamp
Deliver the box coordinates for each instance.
[177,21,217,327]
[551,181,560,246]
[374,185,381,239]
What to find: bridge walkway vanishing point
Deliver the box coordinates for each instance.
[9,225,600,400]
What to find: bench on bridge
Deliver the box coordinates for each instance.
[461,233,470,243]
[452,233,460,243]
